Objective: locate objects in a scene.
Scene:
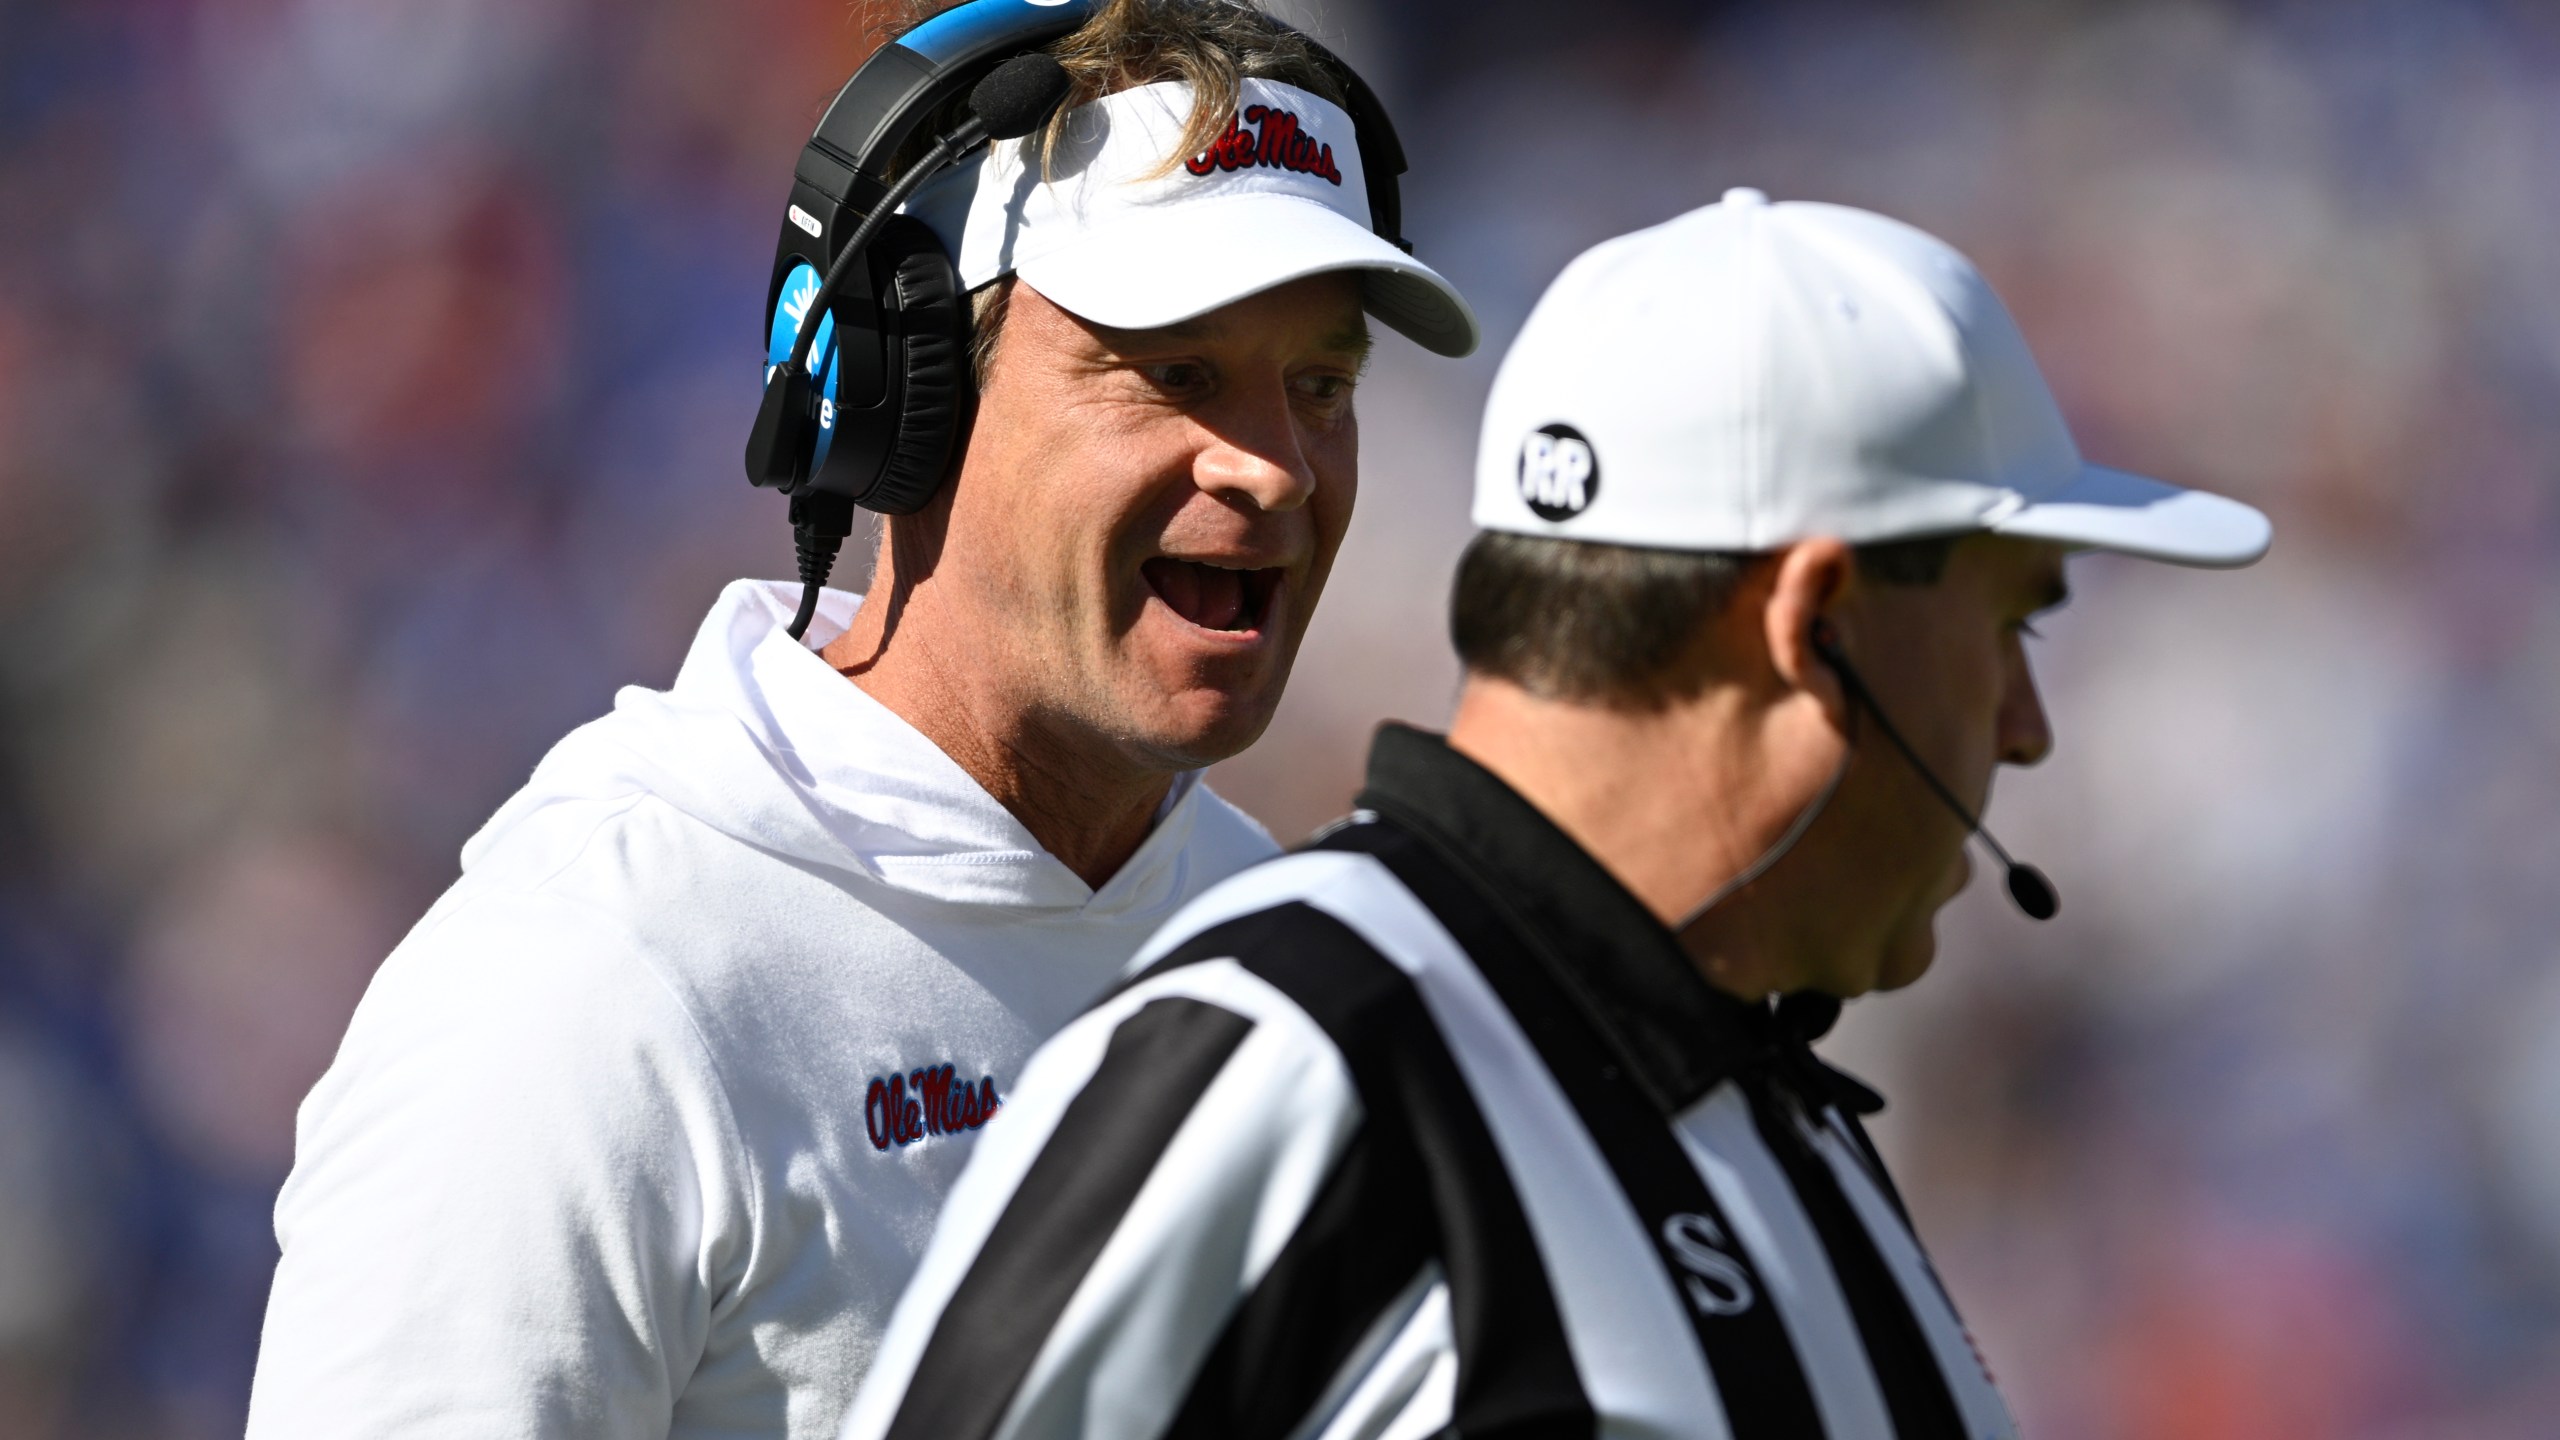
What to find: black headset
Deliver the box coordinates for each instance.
[1809,619,2058,920]
[743,0,1418,641]
[1679,619,2058,928]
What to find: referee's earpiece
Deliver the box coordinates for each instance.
[1807,619,2058,921]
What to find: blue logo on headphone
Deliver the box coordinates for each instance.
[766,262,840,474]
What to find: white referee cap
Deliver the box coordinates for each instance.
[906,78,1478,357]
[1474,188,2270,566]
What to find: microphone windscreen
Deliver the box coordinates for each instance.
[971,55,1073,141]
[2006,863,2059,921]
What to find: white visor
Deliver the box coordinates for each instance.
[905,79,1478,357]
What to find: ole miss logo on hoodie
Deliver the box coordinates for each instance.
[866,1063,1001,1150]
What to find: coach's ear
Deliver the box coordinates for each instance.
[1763,536,1854,723]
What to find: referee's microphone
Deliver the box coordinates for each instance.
[1809,622,2058,921]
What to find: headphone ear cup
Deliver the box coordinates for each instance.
[856,215,972,517]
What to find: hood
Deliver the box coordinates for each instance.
[460,580,1221,916]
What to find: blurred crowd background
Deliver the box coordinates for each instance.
[4,0,2558,1433]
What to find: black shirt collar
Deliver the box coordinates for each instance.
[1354,723,1881,1118]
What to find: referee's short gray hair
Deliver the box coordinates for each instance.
[1449,533,1956,710]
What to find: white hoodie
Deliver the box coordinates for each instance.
[246,580,1279,1440]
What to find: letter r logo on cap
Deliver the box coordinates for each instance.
[1519,423,1599,521]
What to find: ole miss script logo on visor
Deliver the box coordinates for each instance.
[1187,104,1344,186]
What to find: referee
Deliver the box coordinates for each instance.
[840,191,2271,1439]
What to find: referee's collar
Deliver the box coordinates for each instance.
[1353,723,1882,1118]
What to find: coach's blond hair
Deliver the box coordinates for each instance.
[885,0,1351,385]
[887,0,1349,180]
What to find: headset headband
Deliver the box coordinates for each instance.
[799,0,1101,220]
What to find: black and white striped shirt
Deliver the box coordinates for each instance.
[841,725,2020,1440]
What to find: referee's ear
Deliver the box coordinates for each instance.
[1761,536,1855,725]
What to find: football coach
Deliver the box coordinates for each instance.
[837,188,2270,1440]
[245,1,1476,1436]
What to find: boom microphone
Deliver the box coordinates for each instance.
[750,56,1074,495]
[778,55,1069,392]
[745,52,1074,641]
[1809,622,2058,921]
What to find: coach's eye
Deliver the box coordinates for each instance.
[1143,361,1212,395]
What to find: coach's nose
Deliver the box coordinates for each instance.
[1193,378,1320,514]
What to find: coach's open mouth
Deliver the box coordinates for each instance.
[1142,557,1283,635]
